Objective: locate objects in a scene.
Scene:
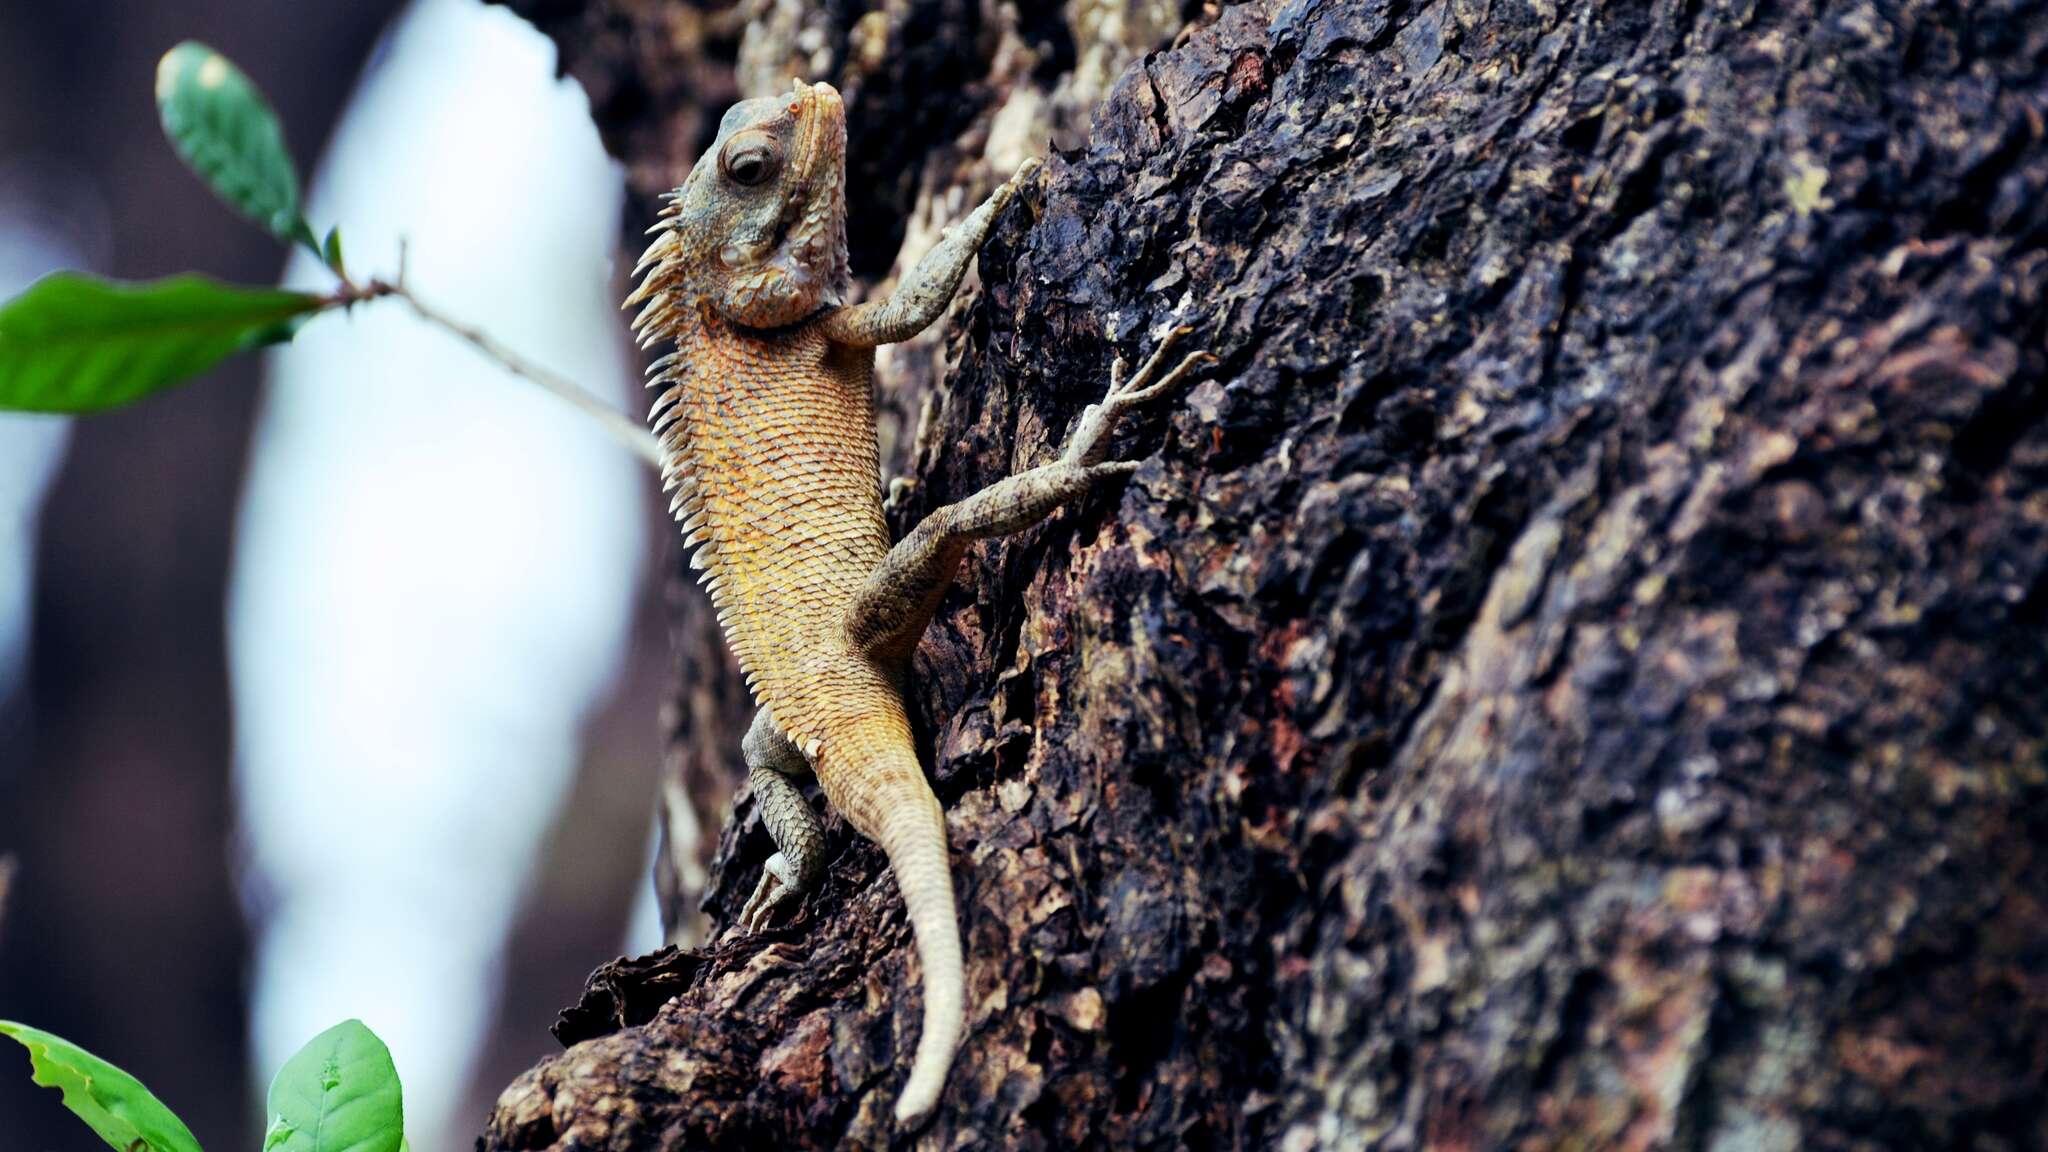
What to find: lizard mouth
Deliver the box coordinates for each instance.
[787,80,842,200]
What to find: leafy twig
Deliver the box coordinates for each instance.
[1,39,668,469]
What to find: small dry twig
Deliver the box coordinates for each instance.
[326,259,664,470]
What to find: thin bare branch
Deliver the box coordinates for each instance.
[328,276,665,471]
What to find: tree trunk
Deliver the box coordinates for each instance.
[481,0,2048,1148]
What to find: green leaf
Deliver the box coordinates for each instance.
[262,1020,404,1152]
[156,41,308,244]
[0,1021,205,1152]
[322,226,346,276]
[0,272,326,412]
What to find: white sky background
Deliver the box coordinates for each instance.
[0,184,81,699]
[0,412,67,699]
[231,1,656,1145]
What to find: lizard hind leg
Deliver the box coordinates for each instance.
[737,710,827,933]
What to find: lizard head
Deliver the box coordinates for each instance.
[634,79,850,333]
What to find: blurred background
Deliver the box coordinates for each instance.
[0,1,674,1148]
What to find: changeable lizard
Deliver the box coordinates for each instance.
[627,79,1212,1126]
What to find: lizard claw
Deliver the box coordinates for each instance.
[1107,326,1211,405]
[989,157,1043,214]
[1085,460,1141,482]
[1111,348,1216,408]
[1059,323,1217,467]
[738,851,802,933]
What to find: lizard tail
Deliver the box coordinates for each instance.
[866,759,964,1127]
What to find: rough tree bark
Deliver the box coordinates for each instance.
[482,0,2048,1148]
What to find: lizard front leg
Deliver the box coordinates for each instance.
[845,328,1216,663]
[819,159,1041,348]
[737,709,827,932]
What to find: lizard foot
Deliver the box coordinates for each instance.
[949,156,1042,239]
[1061,325,1218,468]
[1005,155,1044,197]
[738,851,804,933]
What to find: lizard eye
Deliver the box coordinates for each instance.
[722,142,781,187]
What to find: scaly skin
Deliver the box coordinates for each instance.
[628,80,1213,1127]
